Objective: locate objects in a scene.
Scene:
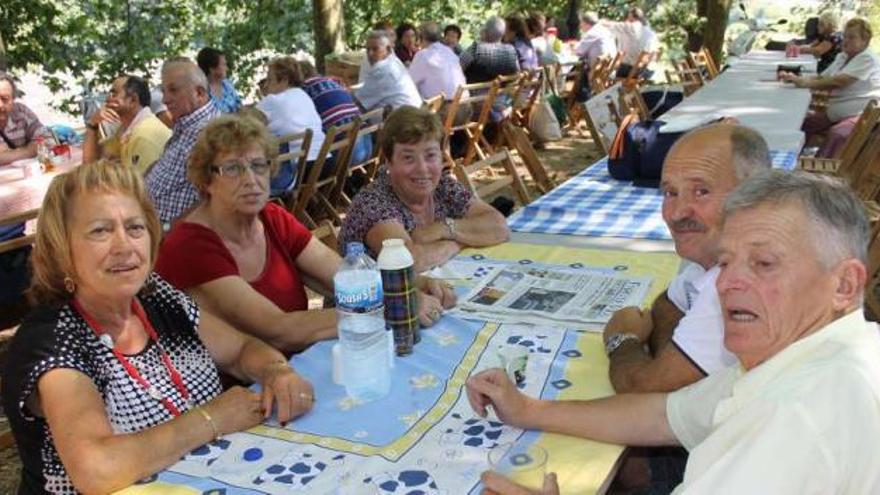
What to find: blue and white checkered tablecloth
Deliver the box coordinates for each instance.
[509,150,798,240]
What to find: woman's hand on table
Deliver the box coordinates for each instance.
[418,292,445,327]
[466,368,537,428]
[259,362,315,425]
[481,471,559,495]
[417,276,457,308]
[204,386,265,435]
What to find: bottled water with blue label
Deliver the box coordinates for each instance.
[334,242,391,401]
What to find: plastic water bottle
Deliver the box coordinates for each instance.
[378,239,419,355]
[334,242,391,401]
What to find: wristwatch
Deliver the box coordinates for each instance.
[444,217,457,240]
[604,333,641,356]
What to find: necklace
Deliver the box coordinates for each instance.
[71,298,194,416]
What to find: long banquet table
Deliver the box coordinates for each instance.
[118,242,682,495]
[509,50,814,249]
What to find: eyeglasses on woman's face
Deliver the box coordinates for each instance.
[211,158,271,178]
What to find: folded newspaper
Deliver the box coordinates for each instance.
[450,265,652,326]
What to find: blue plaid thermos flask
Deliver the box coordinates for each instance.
[378,239,419,355]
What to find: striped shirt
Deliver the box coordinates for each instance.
[301,76,361,131]
[0,102,48,149]
[146,101,219,227]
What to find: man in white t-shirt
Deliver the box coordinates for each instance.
[602,124,771,394]
[469,171,880,494]
[355,30,422,112]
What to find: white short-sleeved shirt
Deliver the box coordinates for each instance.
[666,310,880,494]
[408,42,467,101]
[575,24,618,66]
[822,49,880,121]
[669,265,737,373]
[666,261,705,312]
[257,87,327,161]
[355,55,422,112]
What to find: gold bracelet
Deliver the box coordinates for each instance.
[194,406,221,441]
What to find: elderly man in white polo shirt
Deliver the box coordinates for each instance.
[355,30,422,112]
[603,124,771,395]
[469,170,880,494]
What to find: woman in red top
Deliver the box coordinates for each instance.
[156,115,454,353]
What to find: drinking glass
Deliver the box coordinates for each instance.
[487,442,548,490]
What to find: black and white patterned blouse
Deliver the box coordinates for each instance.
[1,274,222,494]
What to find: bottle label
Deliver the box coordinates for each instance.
[335,282,383,313]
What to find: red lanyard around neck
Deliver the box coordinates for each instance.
[72,298,193,417]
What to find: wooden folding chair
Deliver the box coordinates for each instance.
[865,221,880,320]
[621,51,654,89]
[453,148,531,207]
[310,219,339,252]
[800,100,880,183]
[588,56,613,96]
[290,121,359,228]
[272,129,313,207]
[666,59,705,97]
[0,209,38,255]
[621,88,650,121]
[510,70,544,129]
[443,80,501,168]
[422,94,445,114]
[850,125,880,203]
[604,52,625,89]
[500,121,556,195]
[558,60,587,133]
[687,49,719,81]
[329,108,385,210]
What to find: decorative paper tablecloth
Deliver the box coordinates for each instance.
[118,243,680,495]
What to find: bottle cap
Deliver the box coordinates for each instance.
[346,242,365,256]
[382,238,405,248]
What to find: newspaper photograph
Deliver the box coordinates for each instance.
[453,265,652,326]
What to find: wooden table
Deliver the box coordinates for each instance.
[0,148,82,237]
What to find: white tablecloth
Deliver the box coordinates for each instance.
[661,51,814,152]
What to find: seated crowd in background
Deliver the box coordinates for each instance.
[4,9,880,494]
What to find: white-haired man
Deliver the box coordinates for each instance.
[355,30,422,112]
[603,124,772,395]
[145,58,219,228]
[460,16,520,84]
[574,12,617,66]
[470,170,880,493]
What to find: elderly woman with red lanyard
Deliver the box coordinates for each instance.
[1,160,313,494]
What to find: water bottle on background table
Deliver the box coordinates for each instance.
[334,242,391,401]
[378,239,419,356]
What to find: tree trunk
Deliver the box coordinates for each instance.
[313,0,346,74]
[0,30,7,72]
[702,0,731,64]
[565,0,580,41]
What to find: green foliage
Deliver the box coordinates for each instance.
[1,0,314,112]
[0,0,748,111]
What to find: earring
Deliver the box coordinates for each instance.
[63,276,75,293]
